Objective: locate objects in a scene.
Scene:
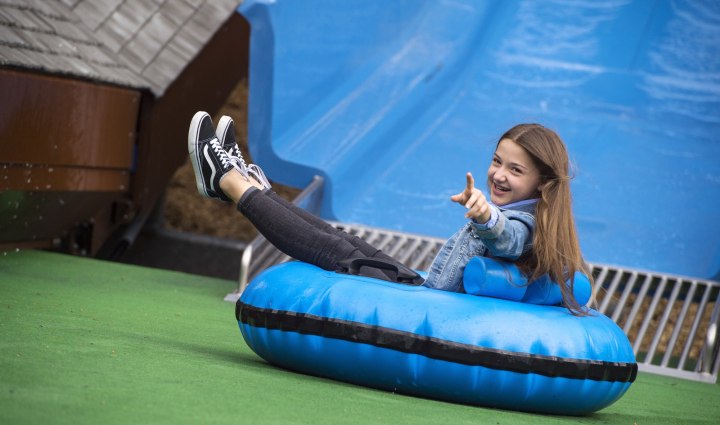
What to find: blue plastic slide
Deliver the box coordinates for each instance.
[238,0,720,280]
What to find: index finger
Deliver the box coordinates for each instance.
[466,172,475,192]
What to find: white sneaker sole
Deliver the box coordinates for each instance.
[216,115,233,149]
[188,111,210,198]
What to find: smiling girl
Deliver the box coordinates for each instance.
[188,114,591,312]
[423,123,591,312]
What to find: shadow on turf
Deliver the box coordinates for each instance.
[117,330,270,370]
[188,342,264,364]
[171,339,271,370]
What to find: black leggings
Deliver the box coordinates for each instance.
[237,188,421,282]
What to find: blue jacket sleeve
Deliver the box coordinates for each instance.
[468,206,535,260]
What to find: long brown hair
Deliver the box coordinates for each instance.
[498,124,592,314]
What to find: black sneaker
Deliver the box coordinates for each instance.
[188,111,234,202]
[217,115,272,190]
[216,115,244,160]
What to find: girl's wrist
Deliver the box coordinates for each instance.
[472,214,490,225]
[475,210,491,224]
[471,205,498,227]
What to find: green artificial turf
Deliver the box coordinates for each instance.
[1,250,718,424]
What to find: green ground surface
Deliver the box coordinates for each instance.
[1,250,718,424]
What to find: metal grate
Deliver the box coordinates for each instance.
[225,176,720,383]
[591,264,720,383]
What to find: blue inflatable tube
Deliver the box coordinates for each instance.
[236,262,637,415]
[463,257,593,306]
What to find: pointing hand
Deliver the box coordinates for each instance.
[451,173,491,223]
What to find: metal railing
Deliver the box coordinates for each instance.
[592,264,719,383]
[226,176,720,383]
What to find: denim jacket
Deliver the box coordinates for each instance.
[423,201,537,292]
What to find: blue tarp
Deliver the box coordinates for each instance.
[239,0,720,280]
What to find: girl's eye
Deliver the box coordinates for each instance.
[492,157,501,165]
[512,167,523,174]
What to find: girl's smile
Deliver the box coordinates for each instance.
[487,138,542,206]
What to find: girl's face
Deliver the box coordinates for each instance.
[486,138,542,206]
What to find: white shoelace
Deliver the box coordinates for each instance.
[223,143,251,179]
[210,139,234,170]
[229,155,250,179]
[229,146,246,167]
[225,143,268,188]
[248,164,272,190]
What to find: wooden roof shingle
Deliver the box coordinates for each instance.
[0,0,242,96]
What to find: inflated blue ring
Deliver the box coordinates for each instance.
[463,256,593,305]
[237,262,636,415]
